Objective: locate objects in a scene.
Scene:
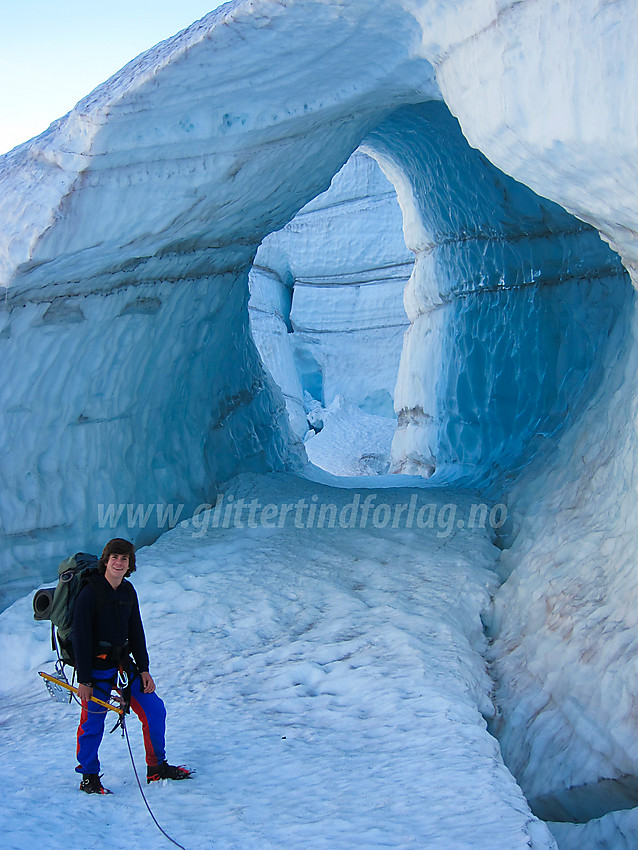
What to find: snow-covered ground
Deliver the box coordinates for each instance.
[0,472,554,849]
[303,396,396,477]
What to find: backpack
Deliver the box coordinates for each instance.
[35,552,101,665]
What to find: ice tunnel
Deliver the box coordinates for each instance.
[2,0,638,845]
[246,101,630,483]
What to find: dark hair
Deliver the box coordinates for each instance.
[98,538,136,577]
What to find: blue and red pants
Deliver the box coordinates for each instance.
[76,667,166,774]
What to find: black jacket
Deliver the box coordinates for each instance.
[72,574,150,685]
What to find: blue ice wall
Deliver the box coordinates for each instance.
[0,274,295,610]
[366,103,632,483]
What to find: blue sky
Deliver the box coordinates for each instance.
[0,1,229,155]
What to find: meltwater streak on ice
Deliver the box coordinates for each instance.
[0,473,557,849]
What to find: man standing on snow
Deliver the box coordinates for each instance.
[74,537,191,794]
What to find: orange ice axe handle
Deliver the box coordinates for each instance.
[39,671,124,715]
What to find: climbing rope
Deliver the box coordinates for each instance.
[119,713,187,850]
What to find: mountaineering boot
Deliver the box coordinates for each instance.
[147,761,192,783]
[79,773,112,794]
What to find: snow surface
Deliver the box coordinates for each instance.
[0,473,555,849]
[303,396,396,478]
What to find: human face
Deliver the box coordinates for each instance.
[104,552,129,588]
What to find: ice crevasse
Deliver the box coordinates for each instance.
[1,0,638,847]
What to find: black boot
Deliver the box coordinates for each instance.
[79,773,112,794]
[146,761,192,783]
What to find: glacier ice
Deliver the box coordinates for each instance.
[0,0,438,601]
[249,149,411,439]
[364,102,630,482]
[1,1,638,847]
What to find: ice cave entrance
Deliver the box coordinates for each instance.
[248,149,411,477]
[249,101,631,486]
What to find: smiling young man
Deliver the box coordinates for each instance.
[73,538,191,794]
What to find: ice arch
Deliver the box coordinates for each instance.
[1,2,638,842]
[0,1,440,600]
[247,105,629,487]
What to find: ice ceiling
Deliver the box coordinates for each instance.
[2,0,638,843]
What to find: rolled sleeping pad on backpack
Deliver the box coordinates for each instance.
[33,587,56,620]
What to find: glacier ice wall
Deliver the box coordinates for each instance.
[249,149,411,436]
[419,0,638,826]
[421,0,638,838]
[433,0,638,274]
[486,294,638,822]
[364,102,630,482]
[0,274,292,604]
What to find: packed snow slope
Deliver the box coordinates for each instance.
[0,473,556,850]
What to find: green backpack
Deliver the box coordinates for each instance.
[36,552,100,665]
